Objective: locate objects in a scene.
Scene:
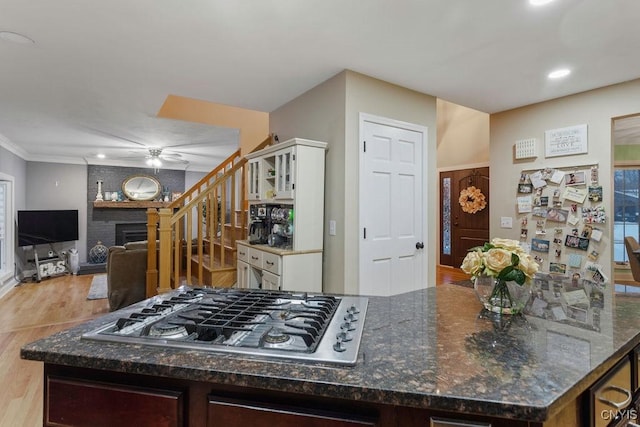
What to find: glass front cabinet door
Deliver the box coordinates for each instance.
[247,159,261,200]
[275,147,295,200]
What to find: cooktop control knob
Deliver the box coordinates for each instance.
[344,312,358,322]
[341,321,355,331]
[347,305,360,315]
[336,331,353,342]
[333,339,347,352]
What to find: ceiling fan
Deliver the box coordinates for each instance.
[78,119,240,170]
[143,147,187,169]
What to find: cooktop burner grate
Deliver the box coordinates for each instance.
[82,287,368,366]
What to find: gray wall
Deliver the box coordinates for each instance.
[0,145,27,210]
[23,162,88,264]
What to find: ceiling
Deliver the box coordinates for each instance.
[1,0,640,172]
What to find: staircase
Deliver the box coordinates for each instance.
[144,135,272,297]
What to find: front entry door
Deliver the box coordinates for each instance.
[359,114,426,297]
[439,167,489,268]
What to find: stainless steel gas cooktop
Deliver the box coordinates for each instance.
[82,287,368,366]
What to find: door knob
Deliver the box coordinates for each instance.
[416,242,424,249]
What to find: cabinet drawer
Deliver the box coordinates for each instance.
[262,270,281,291]
[262,252,281,275]
[207,394,376,427]
[237,244,249,263]
[46,376,183,427]
[248,248,263,268]
[590,356,632,427]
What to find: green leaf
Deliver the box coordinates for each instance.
[498,267,526,285]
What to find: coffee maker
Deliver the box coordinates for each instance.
[248,204,271,244]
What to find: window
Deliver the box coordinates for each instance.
[613,168,640,262]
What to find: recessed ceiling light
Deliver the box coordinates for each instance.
[97,153,106,159]
[529,0,555,5]
[0,31,35,44]
[548,68,571,79]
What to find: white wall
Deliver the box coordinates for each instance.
[490,79,640,282]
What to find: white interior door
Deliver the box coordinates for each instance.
[359,114,426,296]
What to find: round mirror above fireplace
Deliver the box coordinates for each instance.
[122,175,161,201]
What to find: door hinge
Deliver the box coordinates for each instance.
[363,140,366,152]
[363,227,367,239]
[292,183,295,190]
[292,154,296,161]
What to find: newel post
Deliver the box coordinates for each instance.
[157,207,173,294]
[145,208,160,298]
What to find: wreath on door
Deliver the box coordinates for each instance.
[459,186,486,214]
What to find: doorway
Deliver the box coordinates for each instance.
[359,113,427,297]
[439,167,490,268]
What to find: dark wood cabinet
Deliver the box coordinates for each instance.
[45,376,184,427]
[207,394,377,426]
[41,363,583,427]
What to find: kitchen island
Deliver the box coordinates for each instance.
[21,284,640,427]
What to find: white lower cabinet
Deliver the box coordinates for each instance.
[236,242,322,293]
[236,260,260,289]
[262,271,281,291]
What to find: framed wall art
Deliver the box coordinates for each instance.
[545,124,588,158]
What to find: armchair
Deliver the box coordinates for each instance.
[106,241,154,311]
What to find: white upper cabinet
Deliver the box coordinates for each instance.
[274,146,295,200]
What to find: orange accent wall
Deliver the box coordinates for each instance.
[156,95,269,156]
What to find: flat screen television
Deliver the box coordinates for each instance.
[18,209,79,247]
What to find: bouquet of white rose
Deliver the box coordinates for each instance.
[460,238,539,285]
[461,238,539,314]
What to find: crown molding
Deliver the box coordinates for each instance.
[0,133,28,160]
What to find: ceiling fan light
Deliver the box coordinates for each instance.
[146,158,153,166]
[152,158,162,168]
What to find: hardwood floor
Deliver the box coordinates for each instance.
[0,266,466,426]
[0,274,109,427]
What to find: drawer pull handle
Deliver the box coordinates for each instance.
[239,251,246,256]
[596,385,632,409]
[266,261,274,266]
[251,256,259,260]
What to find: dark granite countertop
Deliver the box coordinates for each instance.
[21,285,640,422]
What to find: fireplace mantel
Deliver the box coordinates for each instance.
[93,201,171,209]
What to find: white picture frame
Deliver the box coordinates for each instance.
[545,124,588,158]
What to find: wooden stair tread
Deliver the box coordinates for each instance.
[191,253,235,269]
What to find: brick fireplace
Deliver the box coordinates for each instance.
[86,165,185,255]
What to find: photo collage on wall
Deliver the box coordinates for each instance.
[516,165,607,331]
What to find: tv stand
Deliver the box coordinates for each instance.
[31,248,68,282]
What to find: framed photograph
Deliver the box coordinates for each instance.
[565,171,586,186]
[532,238,550,253]
[564,235,590,251]
[546,208,568,223]
[518,183,533,194]
[550,262,566,274]
[588,186,603,202]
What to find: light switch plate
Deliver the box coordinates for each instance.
[500,217,513,228]
[329,220,336,236]
[515,138,537,159]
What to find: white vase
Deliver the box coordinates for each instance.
[68,249,80,275]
